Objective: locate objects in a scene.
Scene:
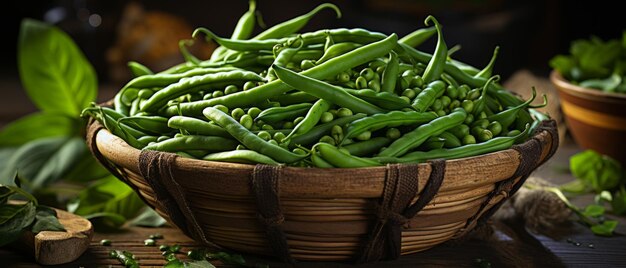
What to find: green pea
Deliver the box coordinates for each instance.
[236,144,246,150]
[300,59,316,70]
[231,108,245,120]
[471,126,485,137]
[239,114,253,129]
[355,76,368,89]
[273,132,286,141]
[212,90,224,98]
[144,239,156,246]
[224,85,239,95]
[448,99,460,110]
[247,107,262,118]
[376,65,385,74]
[214,104,228,114]
[462,134,477,145]
[328,109,339,117]
[257,131,271,141]
[283,121,294,129]
[320,111,334,123]
[399,96,411,104]
[368,79,381,92]
[243,81,257,91]
[360,68,375,81]
[174,133,183,138]
[170,244,181,253]
[202,93,212,100]
[458,85,470,99]
[446,85,459,99]
[255,119,265,127]
[449,124,470,139]
[462,100,474,113]
[319,135,335,145]
[478,111,487,119]
[473,118,489,129]
[336,71,351,83]
[413,87,423,95]
[432,99,443,111]
[436,110,446,117]
[467,88,481,100]
[477,129,493,142]
[109,250,118,259]
[402,88,416,99]
[441,96,451,108]
[398,76,410,90]
[261,124,274,130]
[157,135,170,142]
[373,72,381,82]
[355,130,371,141]
[386,128,401,140]
[337,108,353,117]
[100,239,112,246]
[292,148,307,155]
[188,250,205,261]
[293,116,305,125]
[159,245,169,252]
[464,113,474,125]
[487,121,502,136]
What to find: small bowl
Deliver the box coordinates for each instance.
[550,70,626,165]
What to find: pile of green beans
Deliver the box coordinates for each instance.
[83,2,548,168]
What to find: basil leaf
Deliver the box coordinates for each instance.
[0,201,36,247]
[0,186,13,205]
[0,203,26,225]
[570,150,624,192]
[185,260,216,268]
[128,207,167,227]
[69,176,145,229]
[61,154,110,182]
[582,204,605,218]
[18,19,97,117]
[0,137,86,189]
[0,112,79,147]
[591,220,618,236]
[31,206,65,233]
[0,148,18,178]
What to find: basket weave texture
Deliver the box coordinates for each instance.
[86,117,558,262]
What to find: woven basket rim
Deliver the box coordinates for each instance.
[88,117,558,198]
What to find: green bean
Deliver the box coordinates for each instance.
[315,143,382,168]
[421,16,447,83]
[168,116,231,138]
[343,88,412,110]
[144,135,238,152]
[203,149,279,165]
[252,3,341,40]
[128,61,153,77]
[167,34,398,115]
[343,110,436,141]
[290,114,366,148]
[255,103,311,123]
[271,36,304,69]
[412,80,446,112]
[118,116,172,135]
[342,137,391,156]
[487,87,547,130]
[203,107,306,163]
[270,92,318,105]
[311,148,335,168]
[232,0,257,40]
[317,42,362,63]
[378,108,467,157]
[472,75,499,116]
[179,39,201,64]
[195,28,286,51]
[283,99,331,142]
[140,70,264,112]
[399,26,437,48]
[474,46,499,79]
[381,51,399,93]
[273,65,385,114]
[439,131,461,148]
[123,67,239,91]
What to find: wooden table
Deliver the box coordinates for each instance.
[2,128,625,268]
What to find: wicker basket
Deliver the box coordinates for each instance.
[86,117,558,262]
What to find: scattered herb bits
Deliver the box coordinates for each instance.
[100,239,112,246]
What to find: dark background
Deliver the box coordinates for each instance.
[1,0,625,88]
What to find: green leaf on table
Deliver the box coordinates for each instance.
[18,18,97,117]
[0,137,86,189]
[0,201,36,246]
[0,112,79,147]
[69,176,145,229]
[559,179,589,194]
[60,154,110,183]
[591,220,618,236]
[128,207,167,227]
[570,150,624,192]
[582,204,605,218]
[611,187,626,215]
[31,206,65,233]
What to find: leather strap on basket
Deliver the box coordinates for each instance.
[358,160,446,263]
[138,150,216,248]
[461,119,559,233]
[251,165,294,264]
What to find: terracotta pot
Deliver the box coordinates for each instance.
[550,70,626,165]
